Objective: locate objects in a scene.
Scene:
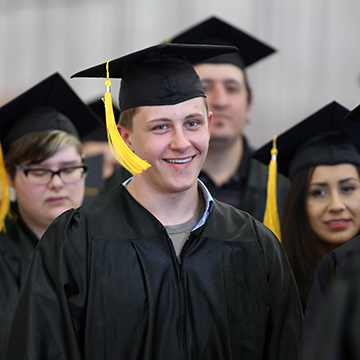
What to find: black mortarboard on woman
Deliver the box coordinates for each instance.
[0,72,102,231]
[253,101,360,309]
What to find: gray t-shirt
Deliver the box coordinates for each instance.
[165,194,205,256]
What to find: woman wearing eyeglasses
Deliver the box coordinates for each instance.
[5,131,87,240]
[0,73,101,356]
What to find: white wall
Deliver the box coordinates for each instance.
[1,0,360,147]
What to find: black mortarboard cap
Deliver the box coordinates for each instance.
[70,43,237,175]
[71,43,238,112]
[166,16,276,69]
[0,73,103,153]
[253,101,360,179]
[88,98,120,123]
[83,98,121,142]
[0,72,103,232]
[345,103,360,121]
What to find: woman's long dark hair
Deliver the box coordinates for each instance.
[282,166,335,309]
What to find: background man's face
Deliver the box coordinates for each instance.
[195,63,251,148]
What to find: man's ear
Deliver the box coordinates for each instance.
[207,111,213,133]
[117,124,133,151]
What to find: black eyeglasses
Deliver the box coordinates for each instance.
[16,165,88,185]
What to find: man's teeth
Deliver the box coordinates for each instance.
[167,157,193,164]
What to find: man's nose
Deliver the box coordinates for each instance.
[170,130,191,151]
[208,84,228,108]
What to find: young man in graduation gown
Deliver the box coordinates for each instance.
[167,16,290,221]
[4,44,302,360]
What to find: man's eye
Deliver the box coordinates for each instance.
[226,86,240,93]
[201,83,212,92]
[153,124,168,131]
[187,121,198,127]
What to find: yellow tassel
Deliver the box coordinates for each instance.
[0,143,10,232]
[263,136,281,241]
[103,60,151,175]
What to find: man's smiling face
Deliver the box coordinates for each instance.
[118,97,212,194]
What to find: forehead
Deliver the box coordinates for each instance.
[134,97,207,121]
[310,163,360,182]
[194,63,245,83]
[24,145,82,167]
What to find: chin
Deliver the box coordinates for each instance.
[209,135,235,147]
[50,207,70,220]
[324,234,354,246]
[167,178,197,193]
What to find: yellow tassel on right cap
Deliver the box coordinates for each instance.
[103,60,151,175]
[0,142,10,232]
[263,136,281,241]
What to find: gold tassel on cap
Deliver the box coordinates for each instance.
[0,143,10,232]
[103,60,151,175]
[263,136,281,241]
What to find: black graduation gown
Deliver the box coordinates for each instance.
[302,235,360,356]
[199,137,290,222]
[5,186,303,360]
[0,204,37,356]
[299,268,360,360]
[3,203,39,261]
[241,157,289,222]
[0,233,30,357]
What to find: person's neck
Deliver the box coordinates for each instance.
[202,136,243,186]
[126,179,201,226]
[19,212,45,240]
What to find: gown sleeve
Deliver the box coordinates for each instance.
[301,266,360,359]
[301,250,339,349]
[4,209,89,360]
[255,221,304,360]
[0,233,29,357]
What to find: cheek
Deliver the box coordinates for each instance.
[306,200,321,223]
[192,131,210,151]
[14,178,40,202]
[135,136,167,160]
[68,180,85,200]
[16,186,43,211]
[232,93,249,109]
[349,199,360,219]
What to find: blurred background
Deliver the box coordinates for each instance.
[1,0,360,147]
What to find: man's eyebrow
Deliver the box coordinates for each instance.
[184,112,206,120]
[201,78,241,86]
[147,118,172,124]
[147,113,205,124]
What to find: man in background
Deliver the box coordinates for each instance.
[169,16,289,221]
